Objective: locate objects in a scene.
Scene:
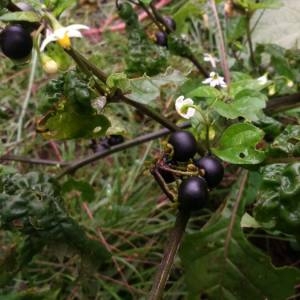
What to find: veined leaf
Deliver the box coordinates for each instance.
[180,173,300,300]
[212,123,266,164]
[0,11,40,22]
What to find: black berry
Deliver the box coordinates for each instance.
[168,131,197,162]
[155,31,168,47]
[194,155,224,188]
[0,24,33,60]
[163,16,176,31]
[178,176,208,212]
[107,134,124,146]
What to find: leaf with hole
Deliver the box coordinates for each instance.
[212,123,266,164]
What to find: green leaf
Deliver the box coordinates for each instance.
[127,68,186,105]
[212,123,266,164]
[40,99,110,140]
[209,89,267,121]
[106,72,130,91]
[254,163,300,238]
[62,178,95,202]
[180,174,300,300]
[269,125,300,157]
[45,0,77,16]
[187,85,221,100]
[0,11,40,22]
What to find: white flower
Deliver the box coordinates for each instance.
[40,24,89,51]
[203,53,220,69]
[202,72,227,88]
[175,95,196,119]
[257,73,268,85]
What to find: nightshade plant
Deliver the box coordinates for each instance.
[0,0,300,299]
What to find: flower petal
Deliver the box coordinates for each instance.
[40,34,57,51]
[66,30,83,38]
[66,24,90,31]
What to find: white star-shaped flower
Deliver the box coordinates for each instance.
[202,72,227,88]
[203,53,220,69]
[257,73,268,85]
[175,95,196,119]
[40,24,89,51]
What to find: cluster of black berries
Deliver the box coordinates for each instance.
[152,130,224,213]
[0,24,33,60]
[154,16,176,47]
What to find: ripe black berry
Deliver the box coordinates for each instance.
[163,16,176,31]
[168,131,197,162]
[194,155,224,188]
[178,176,208,212]
[155,31,168,47]
[0,24,33,60]
[107,134,124,146]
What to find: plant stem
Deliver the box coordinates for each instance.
[121,96,179,131]
[65,48,180,131]
[0,155,67,166]
[246,14,256,69]
[209,0,230,85]
[265,93,300,114]
[16,49,38,148]
[56,122,189,179]
[148,211,190,300]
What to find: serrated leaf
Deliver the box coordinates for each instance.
[0,11,40,22]
[180,174,300,300]
[252,0,299,49]
[39,99,110,140]
[212,123,266,164]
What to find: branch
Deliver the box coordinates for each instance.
[148,211,190,300]
[265,93,300,114]
[209,0,230,85]
[56,122,190,179]
[0,155,67,166]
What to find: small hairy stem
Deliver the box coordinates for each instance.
[138,0,165,31]
[65,48,107,83]
[209,0,230,85]
[121,96,179,131]
[148,211,190,300]
[56,123,189,179]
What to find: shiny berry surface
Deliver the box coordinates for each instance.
[178,176,208,212]
[168,131,197,162]
[194,155,224,188]
[0,24,33,60]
